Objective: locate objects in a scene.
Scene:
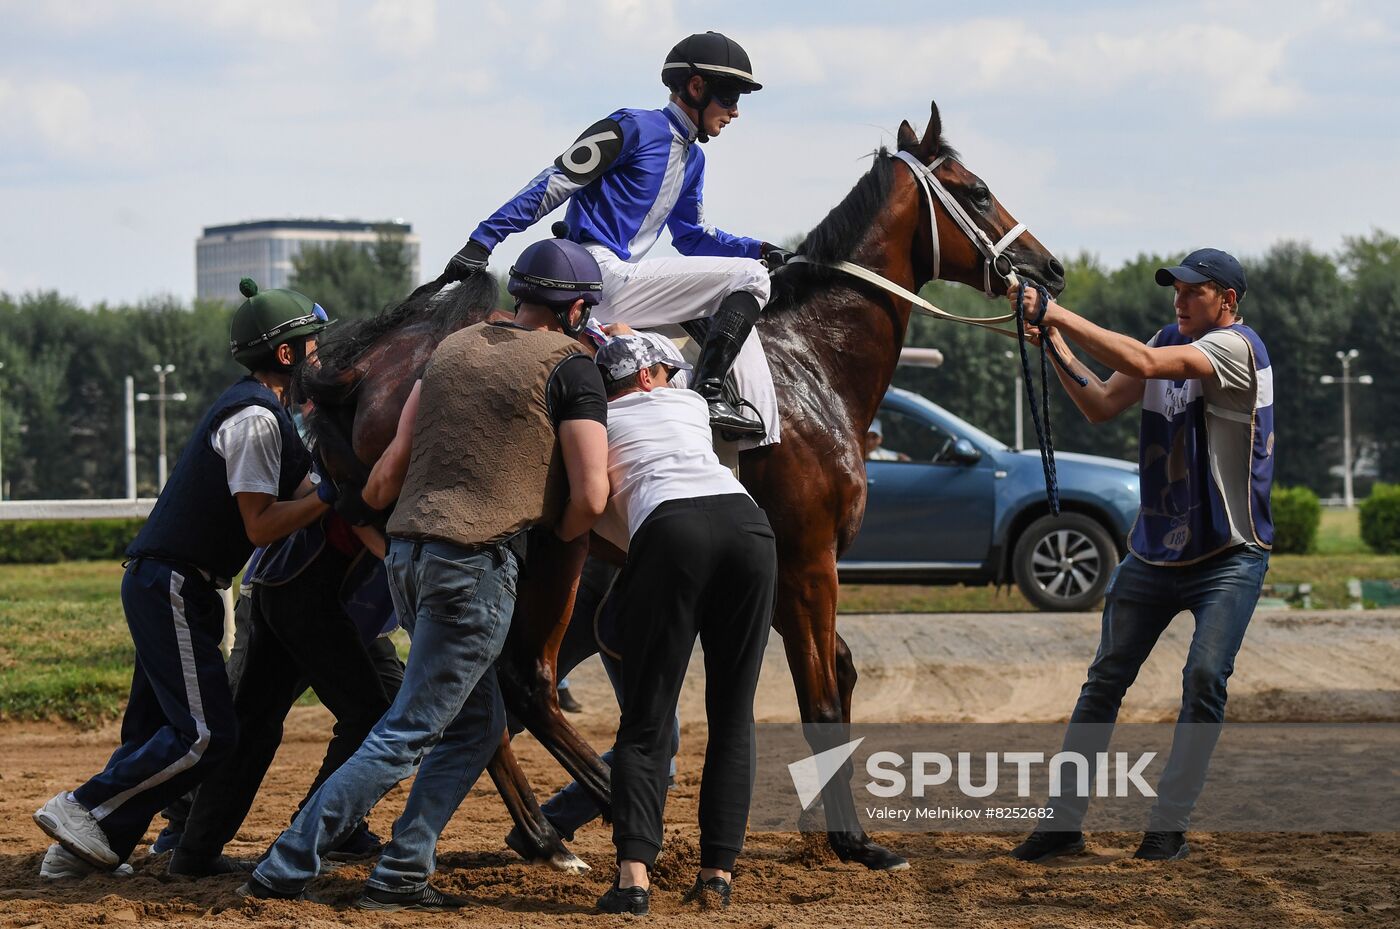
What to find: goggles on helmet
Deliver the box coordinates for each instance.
[233,303,329,353]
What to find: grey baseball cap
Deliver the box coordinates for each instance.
[596,332,692,381]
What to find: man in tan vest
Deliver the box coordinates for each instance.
[242,235,610,911]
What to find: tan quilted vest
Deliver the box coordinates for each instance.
[387,322,582,548]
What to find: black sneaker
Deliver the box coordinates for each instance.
[356,883,469,912]
[557,685,584,714]
[681,875,731,909]
[1009,829,1085,862]
[597,883,650,915]
[167,849,252,877]
[1134,831,1189,861]
[236,877,303,901]
[325,822,383,862]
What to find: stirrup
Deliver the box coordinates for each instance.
[705,396,764,436]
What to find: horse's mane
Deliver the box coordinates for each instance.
[772,138,957,311]
[798,150,896,265]
[305,271,497,391]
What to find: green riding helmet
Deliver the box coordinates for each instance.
[229,277,330,371]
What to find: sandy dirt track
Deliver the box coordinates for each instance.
[1,609,1397,928]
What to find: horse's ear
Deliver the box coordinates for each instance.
[921,100,943,156]
[896,119,919,153]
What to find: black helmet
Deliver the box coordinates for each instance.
[229,278,329,371]
[662,31,762,96]
[507,224,603,337]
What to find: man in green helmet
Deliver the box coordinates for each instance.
[33,278,337,878]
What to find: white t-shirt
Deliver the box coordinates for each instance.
[210,406,283,496]
[599,388,750,548]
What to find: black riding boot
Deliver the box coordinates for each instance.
[693,291,764,436]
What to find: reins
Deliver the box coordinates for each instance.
[784,151,1086,515]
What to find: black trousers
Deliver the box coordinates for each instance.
[178,548,402,858]
[611,494,776,872]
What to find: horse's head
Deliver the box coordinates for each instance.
[896,101,1065,297]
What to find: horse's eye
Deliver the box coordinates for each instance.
[973,186,992,207]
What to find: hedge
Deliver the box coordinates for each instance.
[1270,486,1321,554]
[1360,483,1400,554]
[0,519,146,564]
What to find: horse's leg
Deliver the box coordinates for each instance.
[835,631,858,723]
[775,551,908,871]
[495,531,613,824]
[485,732,589,873]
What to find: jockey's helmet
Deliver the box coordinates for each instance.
[229,278,330,372]
[662,32,762,105]
[507,229,603,337]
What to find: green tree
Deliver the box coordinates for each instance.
[1341,231,1400,483]
[289,225,415,320]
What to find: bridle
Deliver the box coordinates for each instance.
[783,148,1085,514]
[894,150,1026,298]
[787,150,1027,334]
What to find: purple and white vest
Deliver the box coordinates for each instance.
[1129,323,1275,565]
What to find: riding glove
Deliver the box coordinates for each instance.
[445,240,491,279]
[761,243,794,269]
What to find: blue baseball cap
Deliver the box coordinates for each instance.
[1155,248,1247,300]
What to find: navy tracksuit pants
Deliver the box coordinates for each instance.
[72,558,238,861]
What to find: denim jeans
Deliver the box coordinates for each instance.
[1051,545,1269,831]
[252,538,518,895]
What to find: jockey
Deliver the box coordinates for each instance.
[446,31,782,437]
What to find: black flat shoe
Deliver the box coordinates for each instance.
[681,875,731,909]
[236,877,303,901]
[597,883,650,915]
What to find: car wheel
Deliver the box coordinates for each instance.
[1012,513,1118,612]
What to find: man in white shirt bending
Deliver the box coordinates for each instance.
[591,332,776,915]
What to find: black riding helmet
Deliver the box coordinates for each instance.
[229,278,330,372]
[662,31,761,138]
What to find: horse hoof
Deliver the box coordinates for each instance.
[548,851,591,874]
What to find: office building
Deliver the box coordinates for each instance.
[196,218,421,303]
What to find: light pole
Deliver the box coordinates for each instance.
[1319,349,1373,508]
[1004,350,1024,451]
[136,364,187,491]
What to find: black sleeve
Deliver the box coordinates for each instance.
[547,353,608,428]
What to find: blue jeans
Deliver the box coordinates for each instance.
[1052,545,1269,831]
[252,538,518,895]
[539,649,680,840]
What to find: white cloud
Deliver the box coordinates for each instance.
[365,0,437,54]
[0,78,135,160]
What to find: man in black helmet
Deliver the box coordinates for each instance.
[447,31,782,441]
[243,234,611,911]
[33,279,335,877]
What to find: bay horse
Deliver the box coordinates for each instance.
[303,99,1064,873]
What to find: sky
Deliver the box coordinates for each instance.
[1,0,1398,307]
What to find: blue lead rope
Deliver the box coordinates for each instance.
[1014,282,1087,516]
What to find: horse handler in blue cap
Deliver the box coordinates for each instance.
[1004,248,1275,863]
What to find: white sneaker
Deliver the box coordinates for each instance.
[40,844,134,879]
[33,793,120,869]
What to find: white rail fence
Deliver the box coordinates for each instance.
[1,498,238,655]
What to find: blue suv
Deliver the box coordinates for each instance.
[839,387,1141,611]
